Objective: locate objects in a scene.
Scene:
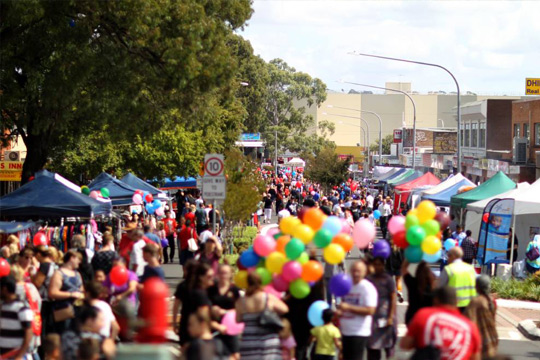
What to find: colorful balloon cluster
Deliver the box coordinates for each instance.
[81,186,110,199]
[132,190,163,216]
[387,200,449,263]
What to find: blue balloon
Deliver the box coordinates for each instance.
[240,249,260,268]
[152,199,162,209]
[329,273,353,297]
[444,239,456,251]
[423,250,441,263]
[373,210,381,220]
[308,300,329,327]
[372,240,391,259]
[322,216,342,237]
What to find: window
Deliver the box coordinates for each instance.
[479,122,486,148]
[464,123,470,147]
[524,123,530,140]
[514,124,520,138]
[535,123,540,146]
[471,122,478,147]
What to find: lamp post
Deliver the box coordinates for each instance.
[348,52,461,173]
[340,81,417,169]
[323,112,371,163]
[327,105,383,164]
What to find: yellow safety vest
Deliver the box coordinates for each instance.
[446,261,477,307]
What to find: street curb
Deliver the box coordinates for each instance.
[518,320,540,341]
[496,299,540,311]
[497,308,519,327]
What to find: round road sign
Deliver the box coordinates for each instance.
[205,156,224,176]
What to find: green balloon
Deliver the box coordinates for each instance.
[81,186,90,195]
[404,246,423,263]
[257,258,266,268]
[313,229,333,248]
[297,252,309,265]
[100,187,110,198]
[406,225,426,246]
[256,267,272,285]
[273,232,283,240]
[289,279,310,299]
[405,214,419,229]
[285,238,305,260]
[421,219,440,236]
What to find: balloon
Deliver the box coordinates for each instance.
[388,215,406,235]
[89,191,99,199]
[280,216,301,235]
[392,230,408,249]
[372,240,391,259]
[332,233,353,252]
[285,238,305,260]
[135,189,144,196]
[145,194,154,203]
[322,216,342,237]
[160,238,169,247]
[155,207,165,217]
[329,273,352,297]
[404,246,423,263]
[33,232,48,247]
[482,213,489,223]
[301,260,323,282]
[234,270,249,289]
[308,300,329,327]
[313,229,333,248]
[297,252,309,265]
[267,227,281,238]
[266,252,287,274]
[353,219,376,249]
[272,275,290,292]
[417,200,437,224]
[341,218,351,234]
[422,235,442,255]
[444,238,456,251]
[406,226,426,246]
[146,203,155,215]
[289,279,310,299]
[240,249,260,268]
[293,224,315,244]
[264,285,283,298]
[435,212,451,230]
[276,235,291,254]
[132,193,143,205]
[373,210,381,220]
[110,265,129,286]
[0,259,11,277]
[221,310,245,336]
[421,220,440,237]
[303,208,326,231]
[81,186,90,195]
[100,187,110,198]
[253,235,276,257]
[423,250,442,263]
[256,267,273,285]
[323,243,345,265]
[152,199,162,209]
[282,261,303,282]
[405,214,419,229]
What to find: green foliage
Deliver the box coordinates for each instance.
[229,225,257,254]
[369,134,394,155]
[305,147,351,192]
[491,272,540,301]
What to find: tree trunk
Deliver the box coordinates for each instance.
[21,133,50,184]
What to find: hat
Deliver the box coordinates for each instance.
[122,222,138,231]
[121,211,131,217]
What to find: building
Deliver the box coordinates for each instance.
[511,98,540,181]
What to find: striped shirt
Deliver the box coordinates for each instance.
[0,300,33,356]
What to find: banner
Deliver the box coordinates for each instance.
[477,198,515,265]
[433,132,457,154]
[0,161,23,181]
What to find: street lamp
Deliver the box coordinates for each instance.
[327,105,383,164]
[340,81,417,169]
[323,112,371,163]
[348,52,461,173]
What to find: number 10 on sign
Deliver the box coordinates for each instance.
[204,154,224,177]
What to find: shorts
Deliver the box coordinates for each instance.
[342,335,368,360]
[219,334,240,354]
[179,249,195,265]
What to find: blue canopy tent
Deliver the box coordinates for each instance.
[0,221,37,233]
[0,170,112,218]
[161,177,197,190]
[88,173,137,206]
[422,178,476,207]
[121,173,166,197]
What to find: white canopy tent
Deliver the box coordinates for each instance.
[421,173,462,196]
[285,157,305,167]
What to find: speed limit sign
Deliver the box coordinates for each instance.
[204,154,224,177]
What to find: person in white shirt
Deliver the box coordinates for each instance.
[129,230,147,277]
[198,225,213,245]
[87,281,119,339]
[366,194,374,212]
[337,260,378,360]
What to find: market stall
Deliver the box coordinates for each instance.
[393,172,441,213]
[121,173,167,197]
[421,174,476,207]
[450,171,516,210]
[89,172,138,206]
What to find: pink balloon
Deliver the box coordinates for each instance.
[264,285,283,298]
[132,193,143,205]
[281,261,302,282]
[221,310,245,336]
[155,207,165,217]
[340,218,351,234]
[272,274,290,292]
[388,215,406,235]
[266,227,280,238]
[89,191,99,199]
[353,218,376,249]
[253,235,276,257]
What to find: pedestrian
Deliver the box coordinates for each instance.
[400,287,481,360]
[263,194,273,224]
[385,241,404,302]
[461,230,477,264]
[163,210,178,264]
[402,260,434,325]
[32,245,57,351]
[437,247,477,312]
[336,260,378,360]
[103,256,139,307]
[195,203,209,235]
[184,312,228,360]
[525,234,540,274]
[198,224,213,245]
[129,229,147,277]
[465,275,498,358]
[440,228,453,272]
[507,227,519,264]
[378,200,392,239]
[309,308,342,360]
[179,220,198,273]
[196,236,222,274]
[85,281,120,340]
[91,232,116,275]
[43,334,61,360]
[139,244,165,283]
[452,225,466,246]
[279,318,296,360]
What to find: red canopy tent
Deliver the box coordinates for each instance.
[393,172,441,213]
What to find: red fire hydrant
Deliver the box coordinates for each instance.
[136,278,170,343]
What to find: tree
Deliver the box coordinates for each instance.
[369,134,394,155]
[305,147,350,193]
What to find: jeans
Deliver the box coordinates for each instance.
[264,208,272,222]
[342,336,368,360]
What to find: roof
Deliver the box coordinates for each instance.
[394,172,441,193]
[422,178,476,207]
[161,177,197,190]
[450,171,516,209]
[88,173,138,206]
[389,170,423,186]
[121,173,165,197]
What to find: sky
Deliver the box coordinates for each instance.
[240,0,540,95]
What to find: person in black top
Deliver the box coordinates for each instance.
[185,312,228,360]
[401,260,435,325]
[507,227,519,263]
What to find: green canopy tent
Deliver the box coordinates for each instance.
[387,169,415,185]
[450,171,516,209]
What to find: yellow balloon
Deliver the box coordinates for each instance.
[280,216,301,235]
[323,243,345,265]
[417,200,437,224]
[421,235,442,255]
[234,270,248,289]
[266,252,287,274]
[407,208,418,217]
[293,224,315,244]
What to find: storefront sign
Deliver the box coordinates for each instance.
[0,161,23,181]
[393,129,402,143]
[526,78,540,95]
[403,129,434,148]
[433,131,457,154]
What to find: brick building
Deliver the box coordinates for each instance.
[512,98,540,181]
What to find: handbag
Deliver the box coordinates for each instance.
[24,284,42,336]
[258,293,284,331]
[526,245,540,261]
[53,304,75,322]
[187,229,198,252]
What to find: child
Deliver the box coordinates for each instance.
[310,309,342,360]
[139,244,165,284]
[43,334,61,360]
[185,312,227,360]
[279,318,296,360]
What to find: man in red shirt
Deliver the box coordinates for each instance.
[400,287,482,360]
[163,210,177,264]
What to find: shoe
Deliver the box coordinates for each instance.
[397,291,404,303]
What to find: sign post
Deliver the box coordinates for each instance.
[203,154,226,234]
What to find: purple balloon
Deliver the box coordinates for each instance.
[160,238,169,247]
[273,275,290,292]
[329,273,352,297]
[372,240,391,259]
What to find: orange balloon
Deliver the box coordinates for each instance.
[332,233,353,252]
[303,208,327,231]
[276,235,291,254]
[436,231,442,240]
[301,260,323,282]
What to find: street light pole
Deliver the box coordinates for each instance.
[348,52,461,173]
[341,81,417,169]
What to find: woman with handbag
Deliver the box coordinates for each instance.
[235,272,289,360]
[179,220,198,272]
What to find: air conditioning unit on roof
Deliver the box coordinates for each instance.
[3,151,21,161]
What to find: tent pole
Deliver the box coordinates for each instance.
[510,209,517,267]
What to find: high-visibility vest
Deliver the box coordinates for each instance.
[446,261,477,307]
